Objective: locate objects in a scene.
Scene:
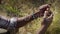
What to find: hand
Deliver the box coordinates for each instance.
[41,11,53,26]
[38,4,51,16]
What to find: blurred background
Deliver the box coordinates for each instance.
[0,0,60,34]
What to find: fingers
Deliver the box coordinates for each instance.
[41,12,53,25]
[43,10,53,22]
[47,13,53,19]
[43,11,48,18]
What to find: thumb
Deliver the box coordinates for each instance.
[47,13,53,19]
[43,11,48,18]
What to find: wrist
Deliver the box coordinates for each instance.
[36,25,47,34]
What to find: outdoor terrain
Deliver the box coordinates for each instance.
[0,0,60,34]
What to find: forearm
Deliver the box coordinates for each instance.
[36,19,53,34]
[23,12,41,21]
[16,6,48,28]
[36,25,49,34]
[18,11,42,22]
[16,11,42,28]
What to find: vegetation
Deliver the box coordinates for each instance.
[0,0,60,34]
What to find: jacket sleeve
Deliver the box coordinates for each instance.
[0,17,9,29]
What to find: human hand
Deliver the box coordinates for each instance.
[41,11,53,26]
[38,4,51,16]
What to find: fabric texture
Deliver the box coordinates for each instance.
[0,18,9,29]
[0,17,17,30]
[8,17,17,30]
